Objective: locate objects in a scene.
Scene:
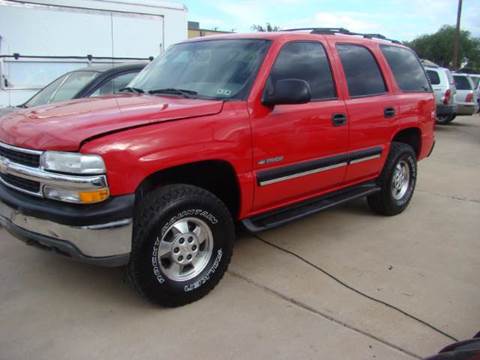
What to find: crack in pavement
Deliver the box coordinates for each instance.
[251,234,458,342]
[416,189,480,204]
[229,271,422,360]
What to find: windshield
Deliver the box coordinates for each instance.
[25,71,98,107]
[129,39,270,100]
[453,75,472,90]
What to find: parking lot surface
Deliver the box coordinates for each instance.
[1,115,479,360]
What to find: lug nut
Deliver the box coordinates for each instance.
[173,247,179,253]
[179,238,185,244]
[188,237,193,243]
[187,254,192,260]
[178,255,184,261]
[192,245,197,251]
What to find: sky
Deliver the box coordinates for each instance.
[179,0,480,42]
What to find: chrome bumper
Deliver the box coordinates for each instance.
[0,199,132,265]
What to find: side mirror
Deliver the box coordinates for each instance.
[262,79,311,106]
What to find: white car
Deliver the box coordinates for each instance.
[425,65,457,124]
[452,73,479,120]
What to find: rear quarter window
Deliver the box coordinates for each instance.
[453,75,472,90]
[380,45,430,92]
[426,70,440,85]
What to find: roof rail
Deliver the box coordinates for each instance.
[283,27,401,44]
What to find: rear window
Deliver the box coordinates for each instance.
[336,44,387,97]
[380,45,430,92]
[453,75,472,90]
[426,70,440,85]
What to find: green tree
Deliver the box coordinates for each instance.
[405,25,480,71]
[251,23,280,32]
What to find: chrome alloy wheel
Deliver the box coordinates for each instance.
[391,160,410,200]
[156,217,214,282]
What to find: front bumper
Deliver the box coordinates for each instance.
[0,185,134,266]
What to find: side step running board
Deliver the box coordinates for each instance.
[242,182,380,232]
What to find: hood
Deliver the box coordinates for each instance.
[0,107,17,117]
[0,94,224,151]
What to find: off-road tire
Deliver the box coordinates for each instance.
[436,114,456,124]
[128,184,234,307]
[367,142,417,216]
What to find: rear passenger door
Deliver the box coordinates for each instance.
[251,41,349,210]
[334,43,393,184]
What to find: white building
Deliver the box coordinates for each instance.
[0,0,188,107]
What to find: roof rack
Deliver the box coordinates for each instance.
[283,27,402,44]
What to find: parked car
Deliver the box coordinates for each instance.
[450,73,479,120]
[0,29,435,307]
[425,65,457,124]
[0,62,146,116]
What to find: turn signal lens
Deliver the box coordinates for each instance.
[79,188,110,204]
[43,186,110,204]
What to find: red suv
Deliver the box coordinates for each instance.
[0,28,435,306]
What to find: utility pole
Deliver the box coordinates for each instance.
[453,0,463,70]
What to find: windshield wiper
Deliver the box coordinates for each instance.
[119,87,144,94]
[148,88,198,98]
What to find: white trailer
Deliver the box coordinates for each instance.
[0,0,188,107]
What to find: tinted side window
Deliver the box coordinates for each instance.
[453,75,472,90]
[336,44,386,97]
[269,41,336,100]
[380,45,430,92]
[426,70,440,85]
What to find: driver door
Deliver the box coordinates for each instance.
[250,41,349,211]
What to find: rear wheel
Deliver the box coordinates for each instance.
[128,184,234,307]
[436,114,456,124]
[367,142,417,216]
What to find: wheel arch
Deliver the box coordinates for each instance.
[135,160,241,219]
[390,127,422,158]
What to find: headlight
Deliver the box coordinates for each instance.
[39,151,109,204]
[40,151,106,175]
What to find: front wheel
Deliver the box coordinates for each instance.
[128,184,234,307]
[367,142,417,216]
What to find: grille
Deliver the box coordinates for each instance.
[0,145,40,167]
[0,173,41,193]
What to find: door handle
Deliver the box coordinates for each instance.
[332,113,347,127]
[384,107,396,118]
